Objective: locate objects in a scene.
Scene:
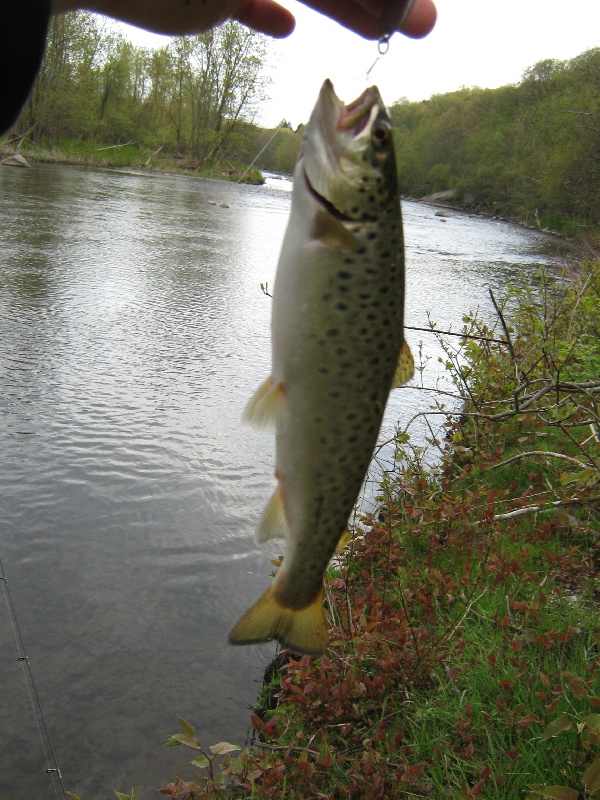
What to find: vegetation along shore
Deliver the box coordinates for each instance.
[152,256,599,800]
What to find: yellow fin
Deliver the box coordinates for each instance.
[256,486,289,544]
[392,339,414,387]
[242,376,285,431]
[312,208,358,253]
[335,528,352,554]
[228,584,327,656]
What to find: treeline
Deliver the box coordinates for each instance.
[389,48,600,236]
[14,12,272,167]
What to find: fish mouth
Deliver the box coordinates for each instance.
[317,80,381,137]
[337,86,380,135]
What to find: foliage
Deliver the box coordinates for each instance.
[390,49,600,238]
[12,13,270,168]
[158,260,599,798]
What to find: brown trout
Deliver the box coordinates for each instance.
[229,80,413,656]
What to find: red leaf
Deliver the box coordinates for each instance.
[518,714,540,728]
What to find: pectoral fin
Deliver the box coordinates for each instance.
[242,376,285,431]
[229,583,327,656]
[392,340,414,387]
[256,486,289,544]
[312,209,358,253]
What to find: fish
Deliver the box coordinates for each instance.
[228,79,414,656]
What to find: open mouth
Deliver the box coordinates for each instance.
[337,87,379,135]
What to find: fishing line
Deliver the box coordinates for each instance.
[0,554,69,800]
[365,35,390,82]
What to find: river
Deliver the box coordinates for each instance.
[0,164,568,798]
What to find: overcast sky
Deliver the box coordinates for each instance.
[120,0,600,129]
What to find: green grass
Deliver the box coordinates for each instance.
[155,260,599,800]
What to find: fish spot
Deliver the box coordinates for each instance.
[356,246,367,255]
[337,271,351,280]
[343,257,354,265]
[367,231,377,241]
[365,267,376,275]
[336,302,348,311]
[381,252,391,260]
[379,285,390,294]
[359,328,368,335]
[367,313,377,321]
[330,390,341,398]
[326,328,339,337]
[318,367,330,374]
[335,347,347,356]
[338,285,350,293]
[322,292,332,301]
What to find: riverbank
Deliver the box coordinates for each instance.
[160,258,599,800]
[3,142,600,246]
[0,142,265,185]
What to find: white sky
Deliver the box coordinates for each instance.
[119,0,600,129]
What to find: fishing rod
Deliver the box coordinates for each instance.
[0,554,69,800]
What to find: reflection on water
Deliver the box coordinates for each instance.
[0,164,567,797]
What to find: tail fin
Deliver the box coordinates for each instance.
[228,584,327,656]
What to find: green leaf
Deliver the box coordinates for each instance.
[583,758,600,792]
[583,713,600,734]
[209,741,241,755]
[190,755,210,769]
[528,786,579,800]
[541,714,572,740]
[166,733,199,749]
[113,793,131,800]
[177,716,196,740]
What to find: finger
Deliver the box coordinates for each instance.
[401,0,437,38]
[299,0,436,40]
[235,0,296,37]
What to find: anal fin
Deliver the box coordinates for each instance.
[256,486,289,544]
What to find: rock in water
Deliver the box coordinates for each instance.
[2,154,30,168]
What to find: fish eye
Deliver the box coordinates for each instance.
[371,121,391,147]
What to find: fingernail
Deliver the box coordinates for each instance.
[379,0,417,37]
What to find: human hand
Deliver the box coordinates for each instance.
[52,0,436,39]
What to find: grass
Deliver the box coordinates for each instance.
[3,139,264,184]
[148,260,600,800]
